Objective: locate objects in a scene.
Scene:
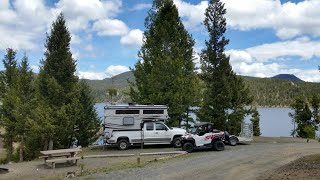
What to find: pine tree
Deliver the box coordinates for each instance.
[76,81,101,147]
[250,107,261,136]
[198,0,252,131]
[129,0,199,126]
[37,13,79,149]
[289,96,314,138]
[310,95,320,125]
[15,54,35,161]
[228,75,253,134]
[0,48,18,162]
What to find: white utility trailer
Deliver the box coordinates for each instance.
[237,123,253,142]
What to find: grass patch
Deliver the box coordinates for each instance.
[77,161,146,177]
[76,153,188,178]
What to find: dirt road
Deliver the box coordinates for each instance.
[84,143,320,180]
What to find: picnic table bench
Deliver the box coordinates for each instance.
[40,148,82,168]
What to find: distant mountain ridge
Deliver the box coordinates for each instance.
[86,71,320,107]
[271,74,303,81]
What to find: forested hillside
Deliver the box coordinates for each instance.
[244,77,320,107]
[86,71,320,107]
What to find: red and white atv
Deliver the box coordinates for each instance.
[180,122,225,153]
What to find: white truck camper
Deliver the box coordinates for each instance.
[103,104,186,150]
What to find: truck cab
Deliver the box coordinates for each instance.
[107,121,186,150]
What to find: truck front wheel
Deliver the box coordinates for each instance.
[117,139,130,150]
[172,137,182,148]
[183,142,194,153]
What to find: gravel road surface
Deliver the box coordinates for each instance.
[84,143,320,180]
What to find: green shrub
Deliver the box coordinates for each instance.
[303,125,316,139]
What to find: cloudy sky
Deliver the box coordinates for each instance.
[0,0,319,82]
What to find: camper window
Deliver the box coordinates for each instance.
[143,110,164,114]
[146,123,154,131]
[115,110,139,114]
[123,117,134,125]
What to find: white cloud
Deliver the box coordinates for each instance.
[226,50,253,63]
[0,27,37,50]
[0,0,55,50]
[78,65,129,80]
[246,37,320,62]
[31,65,40,73]
[71,34,81,44]
[93,19,129,36]
[224,0,320,39]
[173,0,320,39]
[56,0,122,32]
[227,38,320,82]
[78,71,107,80]
[130,3,152,11]
[174,0,208,29]
[105,65,129,77]
[232,61,283,78]
[0,0,125,51]
[226,37,320,64]
[120,29,143,47]
[294,70,320,82]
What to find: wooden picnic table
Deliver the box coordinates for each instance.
[40,148,82,168]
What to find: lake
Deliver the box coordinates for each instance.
[94,103,295,137]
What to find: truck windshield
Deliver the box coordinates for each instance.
[166,124,173,130]
[190,127,198,134]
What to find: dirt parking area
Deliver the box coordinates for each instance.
[259,154,320,180]
[0,137,319,180]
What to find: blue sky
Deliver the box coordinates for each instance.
[0,0,319,82]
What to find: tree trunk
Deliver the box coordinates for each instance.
[19,136,24,162]
[43,139,48,151]
[48,138,53,150]
[6,136,13,162]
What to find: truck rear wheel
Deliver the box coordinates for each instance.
[183,142,194,153]
[117,139,130,150]
[213,140,225,151]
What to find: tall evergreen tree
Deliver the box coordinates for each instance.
[76,81,101,147]
[37,13,79,149]
[130,0,200,126]
[14,55,35,161]
[0,48,18,162]
[198,0,252,132]
[289,96,314,138]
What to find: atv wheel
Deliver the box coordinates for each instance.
[229,136,238,146]
[183,142,194,153]
[172,137,182,148]
[213,140,225,151]
[117,139,130,150]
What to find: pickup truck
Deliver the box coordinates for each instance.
[105,121,186,150]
